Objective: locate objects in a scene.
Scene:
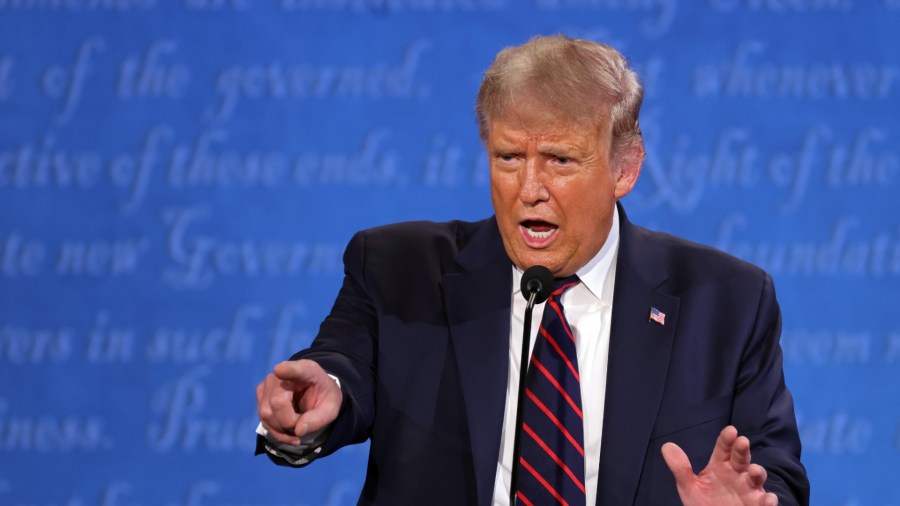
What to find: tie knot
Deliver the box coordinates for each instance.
[551,275,580,297]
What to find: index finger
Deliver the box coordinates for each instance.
[273,360,319,384]
[730,435,752,472]
[708,425,739,466]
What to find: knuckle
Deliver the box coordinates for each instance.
[270,393,292,410]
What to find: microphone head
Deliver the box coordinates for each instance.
[520,265,554,304]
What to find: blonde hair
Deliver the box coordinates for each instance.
[475,35,645,166]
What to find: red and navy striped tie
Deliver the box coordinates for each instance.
[516,275,585,506]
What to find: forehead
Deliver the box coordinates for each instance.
[487,94,609,145]
[488,111,603,149]
[488,121,593,150]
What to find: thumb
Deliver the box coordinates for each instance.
[294,409,330,438]
[661,442,696,486]
[293,391,341,437]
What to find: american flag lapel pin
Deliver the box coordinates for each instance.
[649,307,666,325]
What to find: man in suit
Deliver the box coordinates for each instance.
[256,35,809,505]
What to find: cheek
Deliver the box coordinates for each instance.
[490,172,519,206]
[563,191,604,227]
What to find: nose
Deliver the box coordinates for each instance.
[518,160,549,205]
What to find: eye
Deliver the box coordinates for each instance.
[555,156,570,164]
[495,152,520,164]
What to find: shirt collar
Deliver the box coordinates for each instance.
[512,205,620,304]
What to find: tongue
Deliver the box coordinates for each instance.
[525,220,556,232]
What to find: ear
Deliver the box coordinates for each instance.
[612,145,643,199]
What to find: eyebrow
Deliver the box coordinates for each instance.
[537,143,580,157]
[489,142,523,154]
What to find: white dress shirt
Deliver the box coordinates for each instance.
[492,207,619,506]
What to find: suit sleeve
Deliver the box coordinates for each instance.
[259,230,379,466]
[732,274,810,505]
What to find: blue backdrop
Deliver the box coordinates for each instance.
[1,2,898,504]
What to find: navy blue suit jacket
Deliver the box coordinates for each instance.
[274,206,809,505]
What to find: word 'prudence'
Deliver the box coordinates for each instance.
[147,366,257,452]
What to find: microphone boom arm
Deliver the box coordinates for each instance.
[509,289,538,506]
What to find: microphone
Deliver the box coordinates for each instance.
[510,264,554,505]
[520,265,554,307]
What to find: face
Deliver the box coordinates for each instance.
[488,103,639,277]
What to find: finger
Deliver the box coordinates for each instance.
[261,420,301,446]
[257,376,278,420]
[730,434,752,472]
[257,385,272,419]
[259,417,300,446]
[269,388,302,430]
[747,463,768,489]
[294,385,342,437]
[273,360,320,384]
[661,442,695,487]
[257,374,301,432]
[761,492,778,506]
[257,371,304,446]
[708,425,738,466]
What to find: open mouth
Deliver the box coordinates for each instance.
[520,220,559,246]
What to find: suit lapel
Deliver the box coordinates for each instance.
[442,218,513,506]
[596,207,680,505]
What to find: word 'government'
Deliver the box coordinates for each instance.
[163,206,344,289]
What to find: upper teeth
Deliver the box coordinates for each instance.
[525,227,554,239]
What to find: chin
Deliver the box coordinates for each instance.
[516,253,561,273]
